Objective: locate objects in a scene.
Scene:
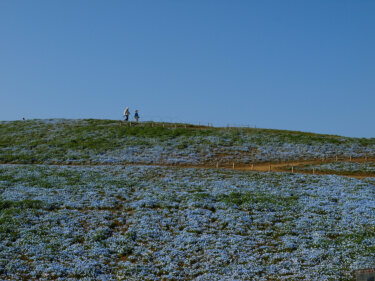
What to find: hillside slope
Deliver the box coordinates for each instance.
[1,119,375,279]
[1,119,375,165]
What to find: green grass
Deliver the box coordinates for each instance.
[336,225,375,252]
[193,192,212,200]
[0,199,46,210]
[1,118,374,164]
[0,165,140,191]
[0,119,220,163]
[0,166,87,188]
[216,191,299,210]
[0,199,54,241]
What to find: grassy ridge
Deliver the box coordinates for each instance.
[1,118,374,164]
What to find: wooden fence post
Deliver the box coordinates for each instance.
[232,162,235,169]
[216,162,219,168]
[251,164,254,170]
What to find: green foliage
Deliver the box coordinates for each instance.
[0,199,50,240]
[118,244,133,257]
[358,137,375,146]
[1,119,374,164]
[117,231,137,257]
[119,125,216,138]
[124,231,137,241]
[216,191,299,210]
[92,227,113,242]
[337,225,375,246]
[0,199,46,210]
[0,166,89,188]
[193,192,211,200]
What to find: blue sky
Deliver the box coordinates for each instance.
[0,0,374,137]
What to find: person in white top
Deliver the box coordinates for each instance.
[123,107,130,121]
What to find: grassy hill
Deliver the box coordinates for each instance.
[1,119,374,165]
[1,119,375,280]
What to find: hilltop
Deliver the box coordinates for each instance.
[1,119,375,165]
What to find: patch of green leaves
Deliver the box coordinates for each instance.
[216,191,299,210]
[0,199,52,241]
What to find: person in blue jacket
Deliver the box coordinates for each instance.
[134,110,140,122]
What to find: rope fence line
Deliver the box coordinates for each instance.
[211,155,375,173]
[1,155,374,179]
[119,115,258,129]
[119,121,213,129]
[118,122,259,130]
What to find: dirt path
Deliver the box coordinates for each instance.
[1,157,375,179]
[213,157,375,178]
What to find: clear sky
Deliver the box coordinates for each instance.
[0,0,374,137]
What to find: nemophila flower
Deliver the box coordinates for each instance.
[0,163,375,279]
[3,119,375,166]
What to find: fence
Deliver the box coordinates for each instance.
[120,116,259,129]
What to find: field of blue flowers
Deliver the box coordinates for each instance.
[1,119,375,280]
[1,164,375,280]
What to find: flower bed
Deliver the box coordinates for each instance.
[0,164,374,280]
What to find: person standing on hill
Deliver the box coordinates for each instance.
[123,107,130,121]
[134,110,140,122]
